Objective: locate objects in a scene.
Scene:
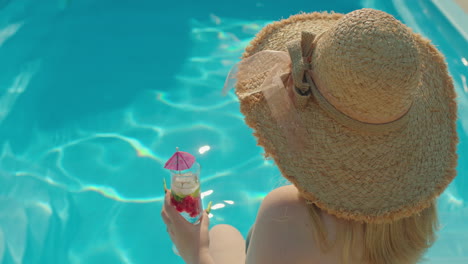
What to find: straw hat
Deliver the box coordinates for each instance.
[231,8,458,223]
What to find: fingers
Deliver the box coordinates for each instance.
[164,189,172,208]
[161,209,171,225]
[200,210,210,230]
[162,191,175,227]
[161,194,176,237]
[162,190,181,223]
[163,191,177,216]
[161,211,175,236]
[163,190,187,225]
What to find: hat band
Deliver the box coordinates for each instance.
[223,49,411,141]
[308,71,412,135]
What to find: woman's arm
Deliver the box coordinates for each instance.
[199,250,216,264]
[161,191,213,264]
[162,189,247,264]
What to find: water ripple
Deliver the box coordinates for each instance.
[0,22,22,47]
[0,61,40,126]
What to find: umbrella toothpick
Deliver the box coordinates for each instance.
[163,178,168,193]
[205,201,213,214]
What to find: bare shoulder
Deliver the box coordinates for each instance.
[261,185,341,225]
[257,185,308,216]
[264,184,302,202]
[246,185,319,264]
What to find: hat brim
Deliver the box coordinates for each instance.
[237,12,458,223]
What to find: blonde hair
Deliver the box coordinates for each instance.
[308,201,438,264]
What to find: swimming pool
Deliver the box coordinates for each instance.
[0,0,466,263]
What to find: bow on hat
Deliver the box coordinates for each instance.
[223,32,320,149]
[223,31,319,108]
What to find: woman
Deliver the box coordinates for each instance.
[161,8,458,264]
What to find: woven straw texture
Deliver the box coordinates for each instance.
[236,9,458,223]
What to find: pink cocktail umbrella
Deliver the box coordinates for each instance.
[164,147,195,171]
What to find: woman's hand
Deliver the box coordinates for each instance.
[161,190,212,264]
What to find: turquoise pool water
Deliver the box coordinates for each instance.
[0,0,466,263]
